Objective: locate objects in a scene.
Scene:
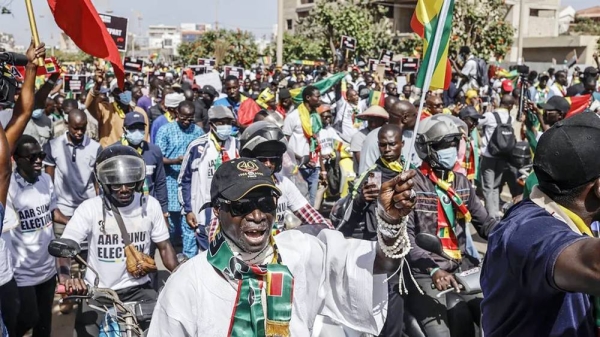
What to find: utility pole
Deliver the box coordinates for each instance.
[276,0,284,69]
[516,0,525,64]
[215,0,219,30]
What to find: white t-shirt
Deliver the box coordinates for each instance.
[0,206,18,286]
[461,56,479,92]
[479,108,512,158]
[62,194,170,290]
[7,172,57,287]
[317,126,343,156]
[334,98,366,142]
[282,109,310,158]
[274,173,310,230]
[147,230,387,337]
[547,83,566,101]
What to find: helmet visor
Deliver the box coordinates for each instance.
[96,156,146,185]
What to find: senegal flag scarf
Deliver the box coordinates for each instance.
[207,232,293,337]
[298,102,322,165]
[421,162,472,260]
[464,129,480,181]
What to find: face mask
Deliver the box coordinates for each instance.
[214,124,232,140]
[32,109,44,119]
[436,147,458,170]
[125,129,145,146]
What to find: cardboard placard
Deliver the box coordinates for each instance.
[340,35,357,51]
[379,50,394,66]
[197,58,217,71]
[400,58,420,74]
[376,64,386,81]
[63,74,89,93]
[224,66,244,81]
[188,65,208,76]
[368,59,379,72]
[123,57,144,73]
[194,72,222,93]
[99,13,128,52]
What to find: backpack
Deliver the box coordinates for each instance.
[475,57,489,87]
[325,154,342,197]
[486,112,516,157]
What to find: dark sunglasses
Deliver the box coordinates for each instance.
[218,196,277,217]
[18,152,46,162]
[109,182,137,191]
[255,156,282,163]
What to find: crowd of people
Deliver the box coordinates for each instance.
[1,36,600,337]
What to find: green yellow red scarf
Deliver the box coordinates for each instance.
[207,232,293,337]
[421,162,472,260]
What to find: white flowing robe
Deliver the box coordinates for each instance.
[147,229,389,336]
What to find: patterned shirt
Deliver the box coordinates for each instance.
[156,122,204,212]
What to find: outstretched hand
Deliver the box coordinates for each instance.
[378,170,417,221]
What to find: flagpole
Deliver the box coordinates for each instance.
[24,0,44,65]
[403,0,453,173]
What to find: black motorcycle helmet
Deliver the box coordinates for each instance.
[240,121,288,173]
[95,145,146,200]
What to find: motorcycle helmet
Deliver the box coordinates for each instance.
[415,114,465,169]
[95,145,146,195]
[240,121,288,173]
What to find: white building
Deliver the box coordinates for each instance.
[148,24,181,56]
[0,32,15,52]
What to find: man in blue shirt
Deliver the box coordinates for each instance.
[481,112,600,337]
[212,75,247,135]
[155,101,204,251]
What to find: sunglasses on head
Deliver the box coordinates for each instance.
[19,152,46,162]
[218,196,277,217]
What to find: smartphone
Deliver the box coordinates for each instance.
[368,171,382,189]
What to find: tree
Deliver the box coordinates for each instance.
[392,0,514,61]
[267,32,322,63]
[570,17,600,50]
[177,29,259,68]
[295,0,399,61]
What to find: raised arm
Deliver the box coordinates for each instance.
[5,41,45,154]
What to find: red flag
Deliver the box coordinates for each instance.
[47,0,124,89]
[237,99,262,127]
[565,94,592,119]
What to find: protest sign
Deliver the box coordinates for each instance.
[124,57,144,73]
[400,58,420,73]
[224,66,244,81]
[63,74,89,93]
[340,36,357,51]
[194,72,222,93]
[99,13,128,51]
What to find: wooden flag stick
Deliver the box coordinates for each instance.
[24,0,44,65]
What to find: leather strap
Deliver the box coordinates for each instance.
[110,204,132,246]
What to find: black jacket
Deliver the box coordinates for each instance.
[407,169,497,275]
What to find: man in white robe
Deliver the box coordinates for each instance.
[148,157,417,337]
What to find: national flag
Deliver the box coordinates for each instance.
[237,98,262,127]
[565,94,592,119]
[290,72,347,105]
[368,90,385,107]
[47,0,125,90]
[411,0,455,90]
[341,79,348,100]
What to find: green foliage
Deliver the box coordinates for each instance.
[397,0,514,61]
[268,32,322,63]
[295,0,399,61]
[450,0,514,60]
[53,50,94,63]
[571,17,600,50]
[177,29,259,68]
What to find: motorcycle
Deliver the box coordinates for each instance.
[49,238,155,337]
[403,233,483,337]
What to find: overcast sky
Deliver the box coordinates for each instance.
[0,0,596,46]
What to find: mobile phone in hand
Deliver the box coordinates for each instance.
[368,171,382,189]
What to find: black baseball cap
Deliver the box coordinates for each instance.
[534,112,600,194]
[539,96,571,114]
[210,158,281,202]
[584,66,599,77]
[459,106,484,120]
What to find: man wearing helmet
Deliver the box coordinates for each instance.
[178,106,240,255]
[207,121,328,240]
[405,114,497,337]
[59,145,178,336]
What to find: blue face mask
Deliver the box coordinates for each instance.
[125,129,145,146]
[32,109,44,119]
[436,147,458,170]
[214,124,232,140]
